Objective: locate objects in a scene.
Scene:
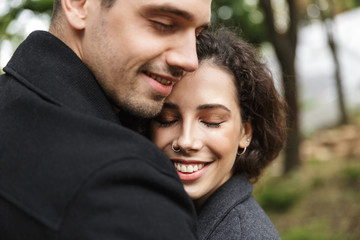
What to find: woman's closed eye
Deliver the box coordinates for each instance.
[155,119,177,127]
[154,110,179,127]
[199,110,229,128]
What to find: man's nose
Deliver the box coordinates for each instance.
[164,32,199,73]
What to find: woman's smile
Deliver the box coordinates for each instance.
[171,159,212,182]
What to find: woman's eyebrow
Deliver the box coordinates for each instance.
[162,102,179,110]
[197,104,231,112]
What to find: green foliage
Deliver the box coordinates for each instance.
[341,164,360,184]
[311,176,325,188]
[211,0,267,44]
[262,119,360,240]
[281,219,349,240]
[0,0,53,72]
[0,0,53,39]
[255,176,303,212]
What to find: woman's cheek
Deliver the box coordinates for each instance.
[153,128,172,149]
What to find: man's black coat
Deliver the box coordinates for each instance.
[0,31,197,240]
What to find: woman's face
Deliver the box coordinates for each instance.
[151,61,252,207]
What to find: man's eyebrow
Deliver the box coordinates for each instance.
[197,104,231,112]
[165,7,193,20]
[145,5,194,21]
[144,4,210,28]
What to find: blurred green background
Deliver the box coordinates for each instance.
[1,0,360,239]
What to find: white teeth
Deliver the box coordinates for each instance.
[146,72,172,85]
[176,164,182,171]
[174,162,205,173]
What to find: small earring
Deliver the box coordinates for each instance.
[171,142,181,153]
[237,147,247,156]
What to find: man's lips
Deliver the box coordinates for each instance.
[142,71,179,96]
[143,71,179,86]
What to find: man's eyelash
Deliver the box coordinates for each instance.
[151,21,174,32]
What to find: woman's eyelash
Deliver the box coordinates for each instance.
[156,119,177,127]
[201,121,223,128]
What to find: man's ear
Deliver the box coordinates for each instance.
[61,0,88,30]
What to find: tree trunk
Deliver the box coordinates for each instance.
[325,20,348,124]
[319,0,348,125]
[259,0,301,173]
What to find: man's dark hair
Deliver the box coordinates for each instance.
[51,0,116,23]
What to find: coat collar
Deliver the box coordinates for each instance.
[196,174,253,239]
[4,31,119,123]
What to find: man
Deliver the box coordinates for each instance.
[0,0,211,239]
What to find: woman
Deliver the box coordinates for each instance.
[150,28,287,239]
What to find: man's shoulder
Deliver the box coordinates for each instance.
[0,88,175,231]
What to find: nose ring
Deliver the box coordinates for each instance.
[171,142,181,153]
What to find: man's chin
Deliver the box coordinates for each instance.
[120,99,164,119]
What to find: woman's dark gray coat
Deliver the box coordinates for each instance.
[197,174,281,240]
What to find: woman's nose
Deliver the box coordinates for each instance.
[176,124,203,153]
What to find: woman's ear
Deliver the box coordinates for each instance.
[238,121,253,149]
[61,0,88,30]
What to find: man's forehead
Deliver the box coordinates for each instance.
[140,0,212,24]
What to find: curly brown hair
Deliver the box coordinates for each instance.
[196,28,287,181]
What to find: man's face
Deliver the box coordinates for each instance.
[81,0,211,118]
